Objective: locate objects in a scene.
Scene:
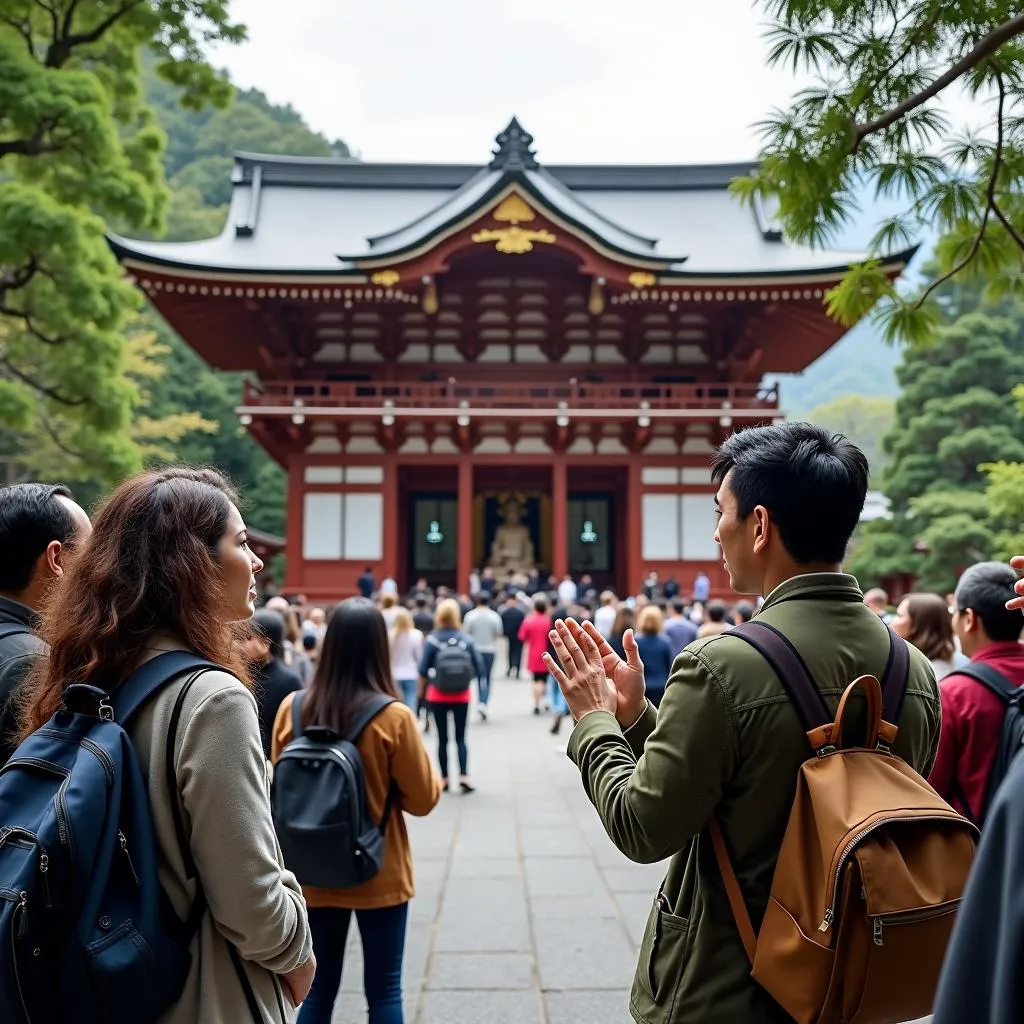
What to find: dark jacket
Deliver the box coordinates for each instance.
[932,747,1024,1024]
[0,596,44,765]
[635,634,674,693]
[500,604,525,640]
[567,573,941,1024]
[252,657,303,759]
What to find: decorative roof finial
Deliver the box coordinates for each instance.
[489,117,539,172]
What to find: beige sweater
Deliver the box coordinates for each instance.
[127,657,312,1024]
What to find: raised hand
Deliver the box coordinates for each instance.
[544,619,617,724]
[1007,556,1024,611]
[577,620,647,726]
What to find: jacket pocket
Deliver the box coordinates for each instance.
[633,893,690,1020]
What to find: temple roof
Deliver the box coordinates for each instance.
[109,118,911,280]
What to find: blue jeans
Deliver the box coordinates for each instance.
[547,674,568,714]
[396,678,417,710]
[478,651,495,705]
[297,904,408,1024]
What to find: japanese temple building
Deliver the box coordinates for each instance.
[111,119,913,601]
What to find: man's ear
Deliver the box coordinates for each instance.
[962,608,979,634]
[751,505,771,555]
[44,540,66,579]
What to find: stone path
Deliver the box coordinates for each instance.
[328,663,931,1023]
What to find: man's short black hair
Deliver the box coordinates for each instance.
[671,599,686,615]
[475,593,491,607]
[711,423,869,564]
[0,482,77,593]
[252,609,287,659]
[955,562,1023,643]
[734,601,755,623]
[706,601,728,623]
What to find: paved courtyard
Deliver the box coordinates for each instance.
[328,665,931,1024]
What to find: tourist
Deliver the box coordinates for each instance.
[579,574,597,606]
[389,608,424,710]
[732,601,755,625]
[406,577,434,604]
[693,570,710,604]
[609,605,636,660]
[697,600,730,638]
[891,592,960,680]
[418,598,483,792]
[634,605,674,708]
[0,483,91,766]
[500,593,526,678]
[863,587,893,623]
[245,608,304,760]
[546,605,572,735]
[462,593,502,721]
[468,567,481,595]
[663,577,680,601]
[557,573,578,606]
[272,598,441,1024]
[380,591,400,630]
[928,562,1024,827]
[357,566,376,599]
[302,605,327,640]
[545,423,939,1023]
[479,567,497,595]
[19,468,314,1020]
[519,595,553,715]
[380,575,398,598]
[412,596,435,635]
[663,599,698,659]
[642,570,660,600]
[299,633,318,685]
[594,590,618,638]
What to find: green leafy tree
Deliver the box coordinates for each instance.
[982,383,1024,557]
[847,312,1024,590]
[738,1,1024,342]
[0,0,244,483]
[806,393,895,475]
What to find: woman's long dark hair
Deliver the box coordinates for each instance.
[20,467,252,739]
[303,598,399,736]
[904,592,956,663]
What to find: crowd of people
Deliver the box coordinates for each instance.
[0,420,1023,1023]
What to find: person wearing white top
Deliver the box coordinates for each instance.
[463,594,504,720]
[594,591,618,638]
[389,608,424,709]
[557,575,578,607]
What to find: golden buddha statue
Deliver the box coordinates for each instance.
[488,497,536,575]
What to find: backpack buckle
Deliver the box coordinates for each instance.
[815,744,837,758]
[98,699,114,722]
[62,683,115,719]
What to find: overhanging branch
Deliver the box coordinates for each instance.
[46,0,141,67]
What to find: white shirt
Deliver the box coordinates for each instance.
[390,629,423,680]
[594,604,617,637]
[557,579,578,606]
[463,607,503,653]
[380,577,398,596]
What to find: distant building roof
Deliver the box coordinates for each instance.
[110,118,911,280]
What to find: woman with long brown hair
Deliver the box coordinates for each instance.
[20,467,314,1022]
[272,598,440,1024]
[892,592,959,679]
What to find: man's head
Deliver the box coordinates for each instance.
[864,588,890,616]
[953,562,1023,657]
[475,592,491,607]
[670,599,686,617]
[0,483,91,610]
[244,608,287,664]
[706,601,728,624]
[416,577,428,588]
[415,596,429,610]
[733,601,755,625]
[711,423,869,596]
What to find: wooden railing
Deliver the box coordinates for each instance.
[239,379,779,418]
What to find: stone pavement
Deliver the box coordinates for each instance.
[328,665,932,1024]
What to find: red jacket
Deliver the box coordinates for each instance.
[518,612,552,675]
[929,641,1024,823]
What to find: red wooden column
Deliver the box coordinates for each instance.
[457,458,474,594]
[626,460,642,596]
[381,455,399,586]
[284,456,304,592]
[552,457,568,578]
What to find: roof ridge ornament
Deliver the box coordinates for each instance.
[489,117,539,172]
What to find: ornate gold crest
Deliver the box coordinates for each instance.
[472,226,556,254]
[492,193,536,224]
[628,271,657,288]
[370,269,400,286]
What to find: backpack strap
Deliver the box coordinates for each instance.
[709,818,757,964]
[880,625,911,724]
[113,651,222,725]
[955,663,1020,703]
[347,693,398,833]
[291,690,304,740]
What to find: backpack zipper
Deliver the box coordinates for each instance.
[818,814,974,934]
[2,760,73,852]
[38,853,51,909]
[869,899,961,946]
[79,738,115,784]
[9,891,33,1023]
[118,831,141,887]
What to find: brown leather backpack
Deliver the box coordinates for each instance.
[711,621,978,1024]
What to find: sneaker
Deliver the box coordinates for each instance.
[533,706,540,716]
[479,706,488,723]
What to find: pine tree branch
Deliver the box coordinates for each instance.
[853,12,1024,149]
[912,76,1005,308]
[991,200,1024,251]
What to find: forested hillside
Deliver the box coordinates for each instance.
[129,67,349,535]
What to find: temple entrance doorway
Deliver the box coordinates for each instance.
[474,465,551,585]
[568,465,626,593]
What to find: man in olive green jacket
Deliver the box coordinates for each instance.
[546,423,941,1024]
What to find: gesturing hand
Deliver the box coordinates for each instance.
[544,619,617,723]
[577,620,647,726]
[1007,556,1024,611]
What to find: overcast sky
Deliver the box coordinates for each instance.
[209,0,821,165]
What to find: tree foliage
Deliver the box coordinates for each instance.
[0,0,243,483]
[847,311,1024,591]
[740,1,1024,342]
[805,393,895,476]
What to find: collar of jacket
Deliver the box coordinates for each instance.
[759,572,863,611]
[0,594,40,630]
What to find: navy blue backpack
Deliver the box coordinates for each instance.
[0,651,220,1024]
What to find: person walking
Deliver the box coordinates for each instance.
[18,468,314,1021]
[500,594,526,678]
[634,605,674,708]
[662,599,697,659]
[418,599,483,792]
[518,595,553,715]
[389,608,424,711]
[245,609,304,760]
[594,591,618,638]
[891,591,961,680]
[462,593,503,721]
[272,599,441,1024]
[545,423,940,1024]
[929,562,1024,827]
[0,483,91,766]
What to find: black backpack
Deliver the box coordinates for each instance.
[956,663,1024,825]
[428,635,475,694]
[272,691,397,888]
